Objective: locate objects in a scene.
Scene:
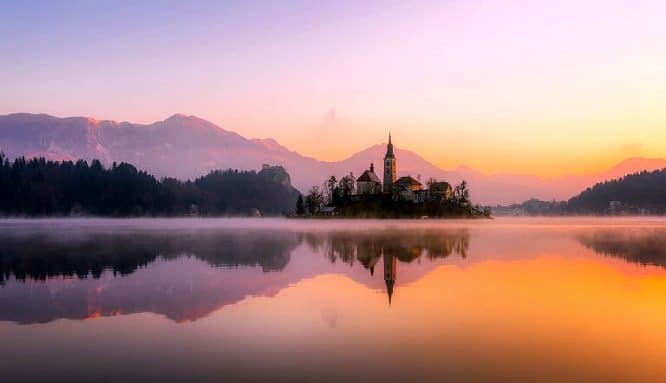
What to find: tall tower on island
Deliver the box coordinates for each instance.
[383,133,396,193]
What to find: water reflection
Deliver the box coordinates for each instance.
[3,221,666,326]
[3,219,666,382]
[0,230,299,283]
[303,230,469,304]
[577,229,666,268]
[0,226,469,324]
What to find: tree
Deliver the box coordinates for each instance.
[296,194,305,215]
[453,180,470,208]
[338,172,356,198]
[305,186,324,215]
[323,175,337,205]
[0,157,300,217]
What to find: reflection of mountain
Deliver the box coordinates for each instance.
[0,227,469,324]
[577,230,666,268]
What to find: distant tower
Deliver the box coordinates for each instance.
[384,253,396,305]
[383,133,396,193]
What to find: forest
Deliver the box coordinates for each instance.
[497,168,666,215]
[0,153,300,216]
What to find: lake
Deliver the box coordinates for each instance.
[1,217,666,382]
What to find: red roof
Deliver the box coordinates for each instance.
[394,176,422,186]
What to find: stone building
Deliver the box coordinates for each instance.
[392,176,423,202]
[353,133,453,204]
[429,181,452,201]
[356,163,382,194]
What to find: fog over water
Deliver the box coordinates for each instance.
[1,217,666,382]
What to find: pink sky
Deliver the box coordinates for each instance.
[2,1,665,176]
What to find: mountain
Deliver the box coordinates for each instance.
[567,168,666,214]
[1,113,664,205]
[328,146,666,205]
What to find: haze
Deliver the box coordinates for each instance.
[2,1,665,176]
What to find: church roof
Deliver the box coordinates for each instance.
[357,169,381,183]
[394,176,422,186]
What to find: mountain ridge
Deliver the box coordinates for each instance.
[1,112,664,205]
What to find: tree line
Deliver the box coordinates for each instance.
[0,153,299,216]
[499,167,666,215]
[568,168,666,213]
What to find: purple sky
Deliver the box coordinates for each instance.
[2,1,666,175]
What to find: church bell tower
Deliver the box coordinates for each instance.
[383,133,396,193]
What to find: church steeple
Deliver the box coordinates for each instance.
[383,132,396,193]
[386,132,394,158]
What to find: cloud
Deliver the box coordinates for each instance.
[618,143,643,156]
[322,108,338,126]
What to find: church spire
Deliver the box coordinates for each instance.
[383,132,396,193]
[385,131,394,158]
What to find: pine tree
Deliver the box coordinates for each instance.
[296,195,305,215]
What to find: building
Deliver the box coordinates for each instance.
[356,163,382,194]
[383,133,397,193]
[394,176,422,192]
[353,133,453,205]
[392,176,422,202]
[429,181,452,201]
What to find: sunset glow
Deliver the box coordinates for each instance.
[2,1,665,176]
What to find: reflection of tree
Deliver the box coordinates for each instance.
[0,227,473,322]
[577,230,666,268]
[303,229,470,272]
[0,231,300,284]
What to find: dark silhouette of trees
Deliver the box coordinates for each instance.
[305,186,324,214]
[0,157,299,216]
[567,168,666,214]
[296,195,306,216]
[499,168,666,215]
[323,175,337,205]
[453,180,470,208]
[338,172,356,198]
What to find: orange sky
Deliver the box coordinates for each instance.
[2,1,666,176]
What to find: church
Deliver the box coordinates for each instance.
[356,134,451,203]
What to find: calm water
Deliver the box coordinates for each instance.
[2,218,666,382]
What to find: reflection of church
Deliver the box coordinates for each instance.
[384,253,396,305]
[305,229,469,306]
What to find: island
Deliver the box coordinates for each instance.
[295,134,490,218]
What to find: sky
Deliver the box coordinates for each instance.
[1,0,665,176]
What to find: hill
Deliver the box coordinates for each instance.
[567,168,666,214]
[496,168,666,215]
[2,113,664,205]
